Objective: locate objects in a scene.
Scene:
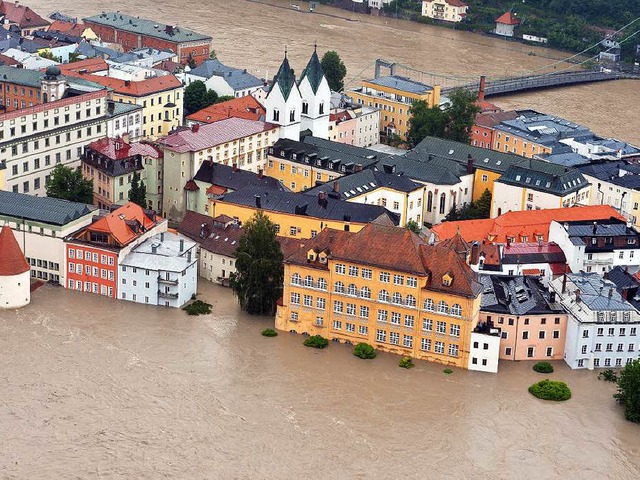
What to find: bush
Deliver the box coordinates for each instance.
[598,369,618,382]
[182,300,212,316]
[399,356,414,369]
[303,335,329,349]
[529,379,571,401]
[261,328,278,337]
[353,342,376,359]
[615,359,640,423]
[533,361,554,374]
[443,368,453,375]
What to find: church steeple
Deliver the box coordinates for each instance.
[271,51,297,101]
[298,48,325,94]
[265,49,303,141]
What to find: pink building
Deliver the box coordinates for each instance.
[479,275,567,361]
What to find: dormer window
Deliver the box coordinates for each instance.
[318,252,328,264]
[628,238,636,245]
[442,273,453,287]
[307,249,317,262]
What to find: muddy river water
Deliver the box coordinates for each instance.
[1,284,639,478]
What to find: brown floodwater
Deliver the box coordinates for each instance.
[1,284,639,478]
[28,0,640,144]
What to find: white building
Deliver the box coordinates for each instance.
[468,330,501,373]
[2,48,58,70]
[298,48,332,139]
[551,273,640,369]
[421,0,468,23]
[328,103,380,148]
[0,225,31,309]
[119,232,198,308]
[494,12,520,38]
[182,59,264,98]
[1,65,110,196]
[0,191,96,285]
[265,53,303,141]
[106,101,143,141]
[549,219,640,274]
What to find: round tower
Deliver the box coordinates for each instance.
[0,225,31,309]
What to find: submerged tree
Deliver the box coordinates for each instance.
[615,358,640,423]
[230,211,284,315]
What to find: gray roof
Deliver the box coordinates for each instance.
[494,111,593,147]
[578,161,640,190]
[193,162,284,192]
[189,59,263,91]
[304,169,423,200]
[497,159,588,196]
[109,101,143,117]
[0,191,95,226]
[366,75,433,94]
[374,155,466,185]
[122,232,197,272]
[84,12,211,43]
[565,273,634,311]
[0,65,42,87]
[564,219,637,238]
[218,186,399,225]
[479,274,562,316]
[413,136,526,174]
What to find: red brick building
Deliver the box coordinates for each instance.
[65,203,166,297]
[471,110,518,149]
[83,12,212,65]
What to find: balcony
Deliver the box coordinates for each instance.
[158,275,179,286]
[158,290,179,300]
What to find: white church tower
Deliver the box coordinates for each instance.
[298,46,332,139]
[41,66,67,103]
[265,50,302,141]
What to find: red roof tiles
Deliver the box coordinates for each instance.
[87,137,161,160]
[186,96,265,124]
[496,12,520,25]
[56,58,109,75]
[0,225,30,276]
[63,72,182,97]
[81,203,160,247]
[0,1,49,29]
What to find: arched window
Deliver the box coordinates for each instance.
[423,298,434,311]
[378,289,390,302]
[439,192,446,215]
[437,300,449,314]
[319,101,324,115]
[361,286,371,298]
[317,278,327,290]
[302,101,309,115]
[427,191,433,212]
[272,108,280,122]
[347,284,358,296]
[334,281,344,293]
[289,109,295,122]
[392,292,403,305]
[291,273,301,285]
[304,275,313,287]
[406,295,416,308]
[451,304,462,317]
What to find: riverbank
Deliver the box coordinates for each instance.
[1,284,638,478]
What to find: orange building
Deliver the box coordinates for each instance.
[0,66,42,112]
[65,203,166,297]
[431,205,624,244]
[472,110,518,150]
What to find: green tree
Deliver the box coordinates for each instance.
[320,50,347,92]
[184,80,208,116]
[46,164,93,204]
[209,49,217,59]
[615,358,640,423]
[472,188,492,219]
[128,171,147,208]
[406,220,421,234]
[444,89,481,144]
[204,89,218,106]
[407,100,447,148]
[230,211,284,315]
[215,95,235,104]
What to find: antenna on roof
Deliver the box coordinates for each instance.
[314,41,317,52]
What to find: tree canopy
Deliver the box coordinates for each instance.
[445,188,492,222]
[184,80,237,116]
[320,51,347,92]
[230,211,284,315]
[615,358,640,423]
[407,88,480,147]
[128,171,147,208]
[45,164,94,204]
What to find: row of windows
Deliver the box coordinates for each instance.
[489,315,563,326]
[581,343,637,354]
[68,249,114,265]
[26,258,60,271]
[69,263,114,280]
[421,318,461,336]
[334,265,418,287]
[0,105,101,141]
[68,279,113,296]
[593,326,637,336]
[577,357,638,368]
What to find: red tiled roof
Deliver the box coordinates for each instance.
[186,96,265,124]
[84,203,159,246]
[63,72,182,97]
[432,205,625,244]
[522,268,541,275]
[550,263,568,275]
[48,20,87,37]
[445,0,468,7]
[496,12,520,25]
[156,60,182,74]
[206,184,227,196]
[0,225,30,276]
[87,137,161,160]
[57,58,109,75]
[184,180,200,191]
[0,1,49,29]
[475,110,519,128]
[0,52,20,66]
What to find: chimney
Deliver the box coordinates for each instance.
[160,232,164,242]
[354,163,363,172]
[179,239,184,252]
[257,168,263,179]
[470,242,479,265]
[332,181,339,193]
[192,123,200,133]
[549,290,556,303]
[562,273,567,294]
[152,244,157,254]
[575,289,581,304]
[232,163,238,172]
[593,221,598,235]
[478,75,486,103]
[255,194,261,208]
[506,237,512,248]
[466,154,474,174]
[609,287,614,298]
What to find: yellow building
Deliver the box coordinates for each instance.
[276,225,484,368]
[349,75,440,140]
[68,74,184,141]
[421,0,469,23]
[209,187,398,239]
[493,130,552,158]
[264,137,380,192]
[0,161,6,191]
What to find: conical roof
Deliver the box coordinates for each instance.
[0,225,30,276]
[271,55,297,101]
[299,49,325,94]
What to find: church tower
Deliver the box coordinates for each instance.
[264,50,302,141]
[41,66,67,103]
[298,46,331,139]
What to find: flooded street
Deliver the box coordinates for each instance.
[27,0,640,144]
[1,284,639,478]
